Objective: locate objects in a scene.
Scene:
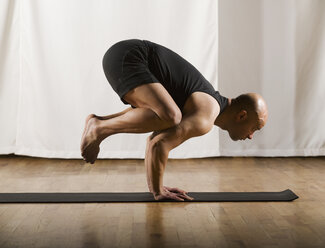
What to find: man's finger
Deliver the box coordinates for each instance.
[175,196,184,201]
[171,187,187,194]
[175,187,186,194]
[169,192,184,201]
[179,193,194,201]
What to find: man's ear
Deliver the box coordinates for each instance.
[237,110,248,121]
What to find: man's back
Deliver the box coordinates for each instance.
[143,39,228,112]
[103,39,228,112]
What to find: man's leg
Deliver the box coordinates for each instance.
[81,82,182,163]
[81,107,133,143]
[95,107,133,120]
[99,107,181,135]
[81,107,179,163]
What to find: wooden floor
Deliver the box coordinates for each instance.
[0,155,324,248]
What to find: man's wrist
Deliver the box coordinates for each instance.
[152,187,164,196]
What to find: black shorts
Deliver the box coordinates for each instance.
[102,39,159,107]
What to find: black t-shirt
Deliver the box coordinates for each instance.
[142,40,228,114]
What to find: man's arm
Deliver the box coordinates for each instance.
[145,113,213,200]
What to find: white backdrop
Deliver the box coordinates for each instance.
[218,0,325,156]
[0,0,324,159]
[0,0,220,159]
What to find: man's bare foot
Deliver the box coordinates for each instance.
[80,115,101,164]
[81,114,96,144]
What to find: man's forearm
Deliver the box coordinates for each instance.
[144,114,209,195]
[145,140,169,196]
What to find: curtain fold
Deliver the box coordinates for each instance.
[0,0,19,154]
[294,0,325,153]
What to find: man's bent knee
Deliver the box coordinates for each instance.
[162,108,182,126]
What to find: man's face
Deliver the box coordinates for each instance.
[228,110,266,141]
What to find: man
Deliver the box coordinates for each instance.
[80,39,268,201]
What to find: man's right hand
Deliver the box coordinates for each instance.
[153,188,194,201]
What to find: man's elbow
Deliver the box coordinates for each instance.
[195,119,213,136]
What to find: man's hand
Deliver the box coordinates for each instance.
[163,186,194,201]
[153,186,194,201]
[163,186,188,195]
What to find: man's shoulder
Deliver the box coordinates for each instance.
[180,92,219,136]
[183,91,220,118]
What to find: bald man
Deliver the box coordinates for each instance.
[80,39,268,201]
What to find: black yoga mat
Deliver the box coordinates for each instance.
[0,189,298,203]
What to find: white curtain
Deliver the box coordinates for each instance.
[218,0,325,156]
[0,0,220,159]
[0,0,324,159]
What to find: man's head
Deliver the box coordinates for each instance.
[216,93,268,141]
